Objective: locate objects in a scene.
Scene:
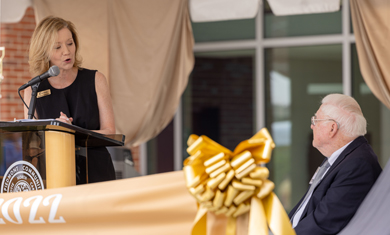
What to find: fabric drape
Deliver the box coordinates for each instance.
[33,0,194,147]
[108,0,194,146]
[350,0,390,109]
[339,158,390,235]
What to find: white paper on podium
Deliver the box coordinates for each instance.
[14,118,57,122]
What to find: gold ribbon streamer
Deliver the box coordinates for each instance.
[183,128,296,235]
[192,205,208,235]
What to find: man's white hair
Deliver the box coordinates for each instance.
[321,94,367,138]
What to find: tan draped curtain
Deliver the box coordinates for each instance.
[350,0,390,109]
[33,0,194,147]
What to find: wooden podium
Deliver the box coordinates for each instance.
[0,120,124,193]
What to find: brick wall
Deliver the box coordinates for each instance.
[0,7,141,173]
[0,7,35,121]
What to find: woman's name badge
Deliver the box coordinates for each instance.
[309,167,320,185]
[37,89,51,98]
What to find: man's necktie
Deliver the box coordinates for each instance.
[291,159,331,227]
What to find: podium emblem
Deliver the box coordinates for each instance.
[1,161,45,193]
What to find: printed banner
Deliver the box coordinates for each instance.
[0,171,197,235]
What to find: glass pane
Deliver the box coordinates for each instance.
[192,19,256,43]
[182,50,255,161]
[147,120,174,174]
[265,44,342,212]
[352,44,390,167]
[0,131,47,192]
[264,2,342,38]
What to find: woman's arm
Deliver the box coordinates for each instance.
[94,71,116,135]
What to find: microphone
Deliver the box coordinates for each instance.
[19,65,60,90]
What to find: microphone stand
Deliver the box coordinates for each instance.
[27,83,40,119]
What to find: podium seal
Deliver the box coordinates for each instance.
[1,160,44,193]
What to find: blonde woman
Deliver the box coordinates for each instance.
[24,16,116,184]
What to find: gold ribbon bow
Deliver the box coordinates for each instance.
[183,128,296,235]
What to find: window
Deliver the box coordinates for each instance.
[265,44,342,211]
[182,50,256,157]
[192,19,255,42]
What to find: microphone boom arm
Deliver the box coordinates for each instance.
[27,83,40,119]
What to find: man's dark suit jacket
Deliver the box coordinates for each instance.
[289,136,382,235]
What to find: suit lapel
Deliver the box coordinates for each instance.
[322,136,367,181]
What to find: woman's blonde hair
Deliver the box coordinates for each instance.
[29,16,82,76]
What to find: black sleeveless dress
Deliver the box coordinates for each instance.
[35,68,116,184]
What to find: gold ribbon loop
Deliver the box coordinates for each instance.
[187,135,232,156]
[205,152,227,167]
[233,128,275,164]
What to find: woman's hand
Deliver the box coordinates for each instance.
[56,111,73,124]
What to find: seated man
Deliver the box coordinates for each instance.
[289,94,382,235]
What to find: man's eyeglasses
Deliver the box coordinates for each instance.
[311,116,340,129]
